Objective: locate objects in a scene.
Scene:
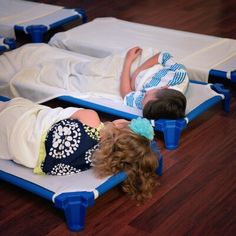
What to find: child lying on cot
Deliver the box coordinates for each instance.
[74,46,188,119]
[120,47,188,119]
[0,43,188,120]
[0,97,159,203]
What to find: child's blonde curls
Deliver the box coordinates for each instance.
[92,122,159,203]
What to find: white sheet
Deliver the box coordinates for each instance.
[0,43,159,103]
[49,17,236,83]
[0,0,78,38]
[0,43,97,102]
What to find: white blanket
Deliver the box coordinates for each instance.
[49,17,236,83]
[0,43,158,103]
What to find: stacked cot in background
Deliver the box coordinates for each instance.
[0,0,87,43]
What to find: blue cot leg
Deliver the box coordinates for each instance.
[155,119,187,150]
[25,25,48,43]
[54,192,95,232]
[156,155,163,176]
[209,69,236,84]
[209,69,227,81]
[3,38,16,50]
[150,141,163,175]
[211,83,231,112]
[231,71,236,83]
[76,8,88,23]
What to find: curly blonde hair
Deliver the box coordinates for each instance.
[92,122,159,203]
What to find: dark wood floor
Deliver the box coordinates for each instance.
[1,0,236,235]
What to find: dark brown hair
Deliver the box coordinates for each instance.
[143,89,187,119]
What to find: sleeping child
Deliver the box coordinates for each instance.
[120,47,188,119]
[0,44,188,120]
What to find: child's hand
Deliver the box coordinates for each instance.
[126,47,142,63]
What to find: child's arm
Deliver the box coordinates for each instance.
[135,53,160,72]
[130,53,160,88]
[70,109,101,128]
[120,47,142,98]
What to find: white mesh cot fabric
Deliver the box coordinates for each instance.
[0,159,125,232]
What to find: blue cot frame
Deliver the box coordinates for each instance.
[0,169,126,231]
[209,69,236,84]
[14,8,87,43]
[0,149,163,232]
[57,81,230,150]
[0,37,16,53]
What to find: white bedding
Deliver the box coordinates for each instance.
[49,17,236,82]
[0,43,158,103]
[0,43,107,102]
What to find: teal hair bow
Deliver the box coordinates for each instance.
[129,117,154,140]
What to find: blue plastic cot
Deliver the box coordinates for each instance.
[56,81,230,150]
[0,0,87,43]
[0,36,16,53]
[14,8,87,43]
[0,96,163,232]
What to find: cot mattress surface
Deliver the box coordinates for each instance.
[0,0,82,39]
[49,17,236,83]
[0,159,110,201]
[0,159,127,231]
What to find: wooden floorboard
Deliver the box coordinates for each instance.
[0,0,236,235]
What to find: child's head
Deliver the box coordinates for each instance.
[92,118,159,203]
[142,88,187,119]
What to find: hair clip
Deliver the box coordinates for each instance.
[129,117,154,140]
